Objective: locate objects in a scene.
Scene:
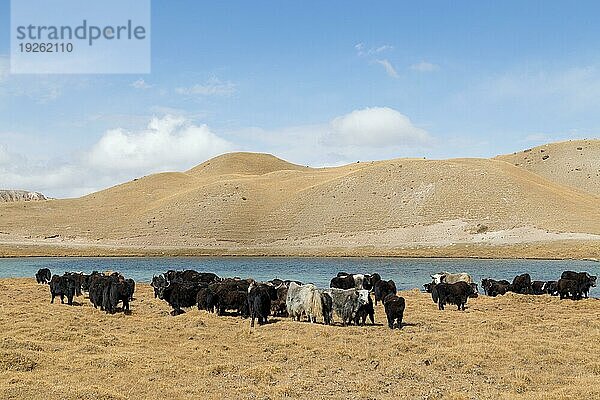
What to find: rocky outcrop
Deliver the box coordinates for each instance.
[0,190,48,202]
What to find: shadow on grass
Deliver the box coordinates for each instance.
[52,301,84,307]
[249,318,282,327]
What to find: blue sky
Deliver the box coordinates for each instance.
[1,0,599,197]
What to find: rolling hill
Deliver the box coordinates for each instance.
[0,140,599,258]
[496,139,600,197]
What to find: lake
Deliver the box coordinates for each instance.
[1,257,598,296]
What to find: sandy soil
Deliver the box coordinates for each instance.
[0,278,599,399]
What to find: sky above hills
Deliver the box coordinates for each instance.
[1,1,600,197]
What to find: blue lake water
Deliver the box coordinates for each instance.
[1,257,598,296]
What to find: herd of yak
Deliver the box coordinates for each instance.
[35,268,135,314]
[479,271,597,300]
[34,267,597,329]
[423,270,597,311]
[149,270,405,328]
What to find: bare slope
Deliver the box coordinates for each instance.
[496,139,600,197]
[0,147,599,256]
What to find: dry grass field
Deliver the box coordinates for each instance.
[0,139,599,259]
[1,278,599,400]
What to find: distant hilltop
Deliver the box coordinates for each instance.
[0,190,48,202]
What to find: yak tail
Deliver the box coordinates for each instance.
[310,290,323,322]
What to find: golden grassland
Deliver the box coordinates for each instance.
[1,278,599,399]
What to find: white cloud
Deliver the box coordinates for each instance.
[85,115,233,172]
[130,78,152,89]
[355,43,393,56]
[373,45,393,53]
[176,77,236,96]
[410,61,439,72]
[375,59,399,78]
[0,116,234,197]
[326,107,430,147]
[355,44,399,78]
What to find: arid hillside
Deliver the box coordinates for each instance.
[0,279,599,399]
[0,141,599,258]
[496,139,600,197]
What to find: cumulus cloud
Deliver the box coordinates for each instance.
[176,78,236,96]
[130,78,152,89]
[375,59,399,78]
[0,116,234,197]
[85,115,232,172]
[326,107,431,147]
[410,61,439,72]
